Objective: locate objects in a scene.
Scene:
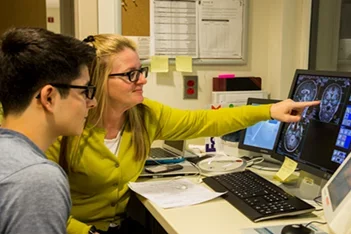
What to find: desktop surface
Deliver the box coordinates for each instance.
[136,169,328,234]
[202,170,315,222]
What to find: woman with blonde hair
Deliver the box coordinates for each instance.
[47,34,319,234]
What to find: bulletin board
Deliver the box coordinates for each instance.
[121,0,248,65]
[121,0,150,36]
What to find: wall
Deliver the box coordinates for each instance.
[76,0,312,109]
[46,8,61,33]
[0,0,46,34]
[74,0,98,40]
[315,0,341,71]
[266,0,312,99]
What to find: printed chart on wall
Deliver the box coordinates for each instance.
[150,0,247,63]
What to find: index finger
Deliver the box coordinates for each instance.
[293,100,320,108]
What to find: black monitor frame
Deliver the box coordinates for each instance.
[238,97,281,155]
[272,69,351,180]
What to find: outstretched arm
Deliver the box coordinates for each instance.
[270,99,320,122]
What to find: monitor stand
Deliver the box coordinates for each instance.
[279,170,328,200]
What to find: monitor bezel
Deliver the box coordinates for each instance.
[238,97,281,155]
[271,69,351,180]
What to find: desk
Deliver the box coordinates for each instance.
[137,168,331,234]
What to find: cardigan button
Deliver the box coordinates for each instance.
[115,162,119,168]
[111,202,117,207]
[113,183,118,187]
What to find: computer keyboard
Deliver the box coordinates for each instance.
[203,170,315,222]
[149,148,177,158]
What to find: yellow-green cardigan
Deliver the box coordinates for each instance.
[46,98,272,234]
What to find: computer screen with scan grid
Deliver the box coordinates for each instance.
[273,69,351,179]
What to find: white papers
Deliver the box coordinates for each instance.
[198,0,243,58]
[150,0,245,59]
[125,36,150,60]
[128,178,225,208]
[152,0,197,57]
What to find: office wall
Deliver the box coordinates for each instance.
[76,0,311,109]
[315,0,341,71]
[46,8,61,33]
[0,0,46,35]
[74,0,98,40]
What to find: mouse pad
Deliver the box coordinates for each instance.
[240,223,327,234]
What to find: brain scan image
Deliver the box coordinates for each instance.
[294,80,318,102]
[284,122,303,153]
[319,83,342,123]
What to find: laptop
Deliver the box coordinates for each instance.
[145,140,186,165]
[141,140,199,177]
[140,160,199,177]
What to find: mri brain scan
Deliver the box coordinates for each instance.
[284,122,303,152]
[319,83,342,123]
[294,80,318,102]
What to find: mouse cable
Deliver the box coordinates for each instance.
[305,220,327,228]
[313,195,322,206]
[245,156,264,166]
[170,161,203,184]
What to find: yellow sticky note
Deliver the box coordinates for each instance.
[150,56,169,73]
[274,157,298,182]
[175,56,192,72]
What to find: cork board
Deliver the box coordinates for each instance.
[122,0,150,36]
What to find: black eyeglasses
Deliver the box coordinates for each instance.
[50,83,96,100]
[108,67,148,83]
[36,83,96,100]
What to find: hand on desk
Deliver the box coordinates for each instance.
[270,99,320,122]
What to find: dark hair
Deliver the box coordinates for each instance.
[0,27,96,116]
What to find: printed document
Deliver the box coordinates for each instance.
[152,0,197,57]
[198,0,243,58]
[128,178,225,208]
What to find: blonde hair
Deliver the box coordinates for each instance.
[59,34,150,174]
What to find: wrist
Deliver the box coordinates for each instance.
[269,104,275,120]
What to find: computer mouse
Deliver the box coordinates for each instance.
[281,224,314,234]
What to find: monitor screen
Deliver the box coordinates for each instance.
[327,156,351,211]
[163,140,185,155]
[238,98,282,155]
[322,152,351,234]
[164,140,184,151]
[273,69,351,179]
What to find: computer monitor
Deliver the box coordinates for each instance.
[322,151,351,234]
[238,98,282,156]
[273,69,351,180]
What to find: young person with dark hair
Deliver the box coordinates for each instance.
[0,27,97,234]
